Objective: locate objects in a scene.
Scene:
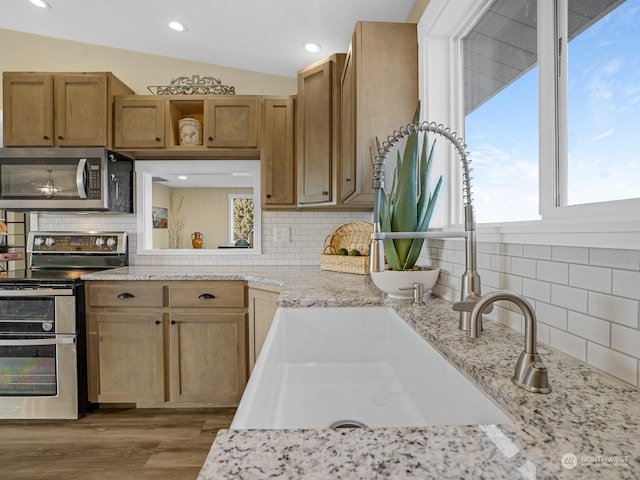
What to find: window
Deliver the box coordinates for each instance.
[423,0,640,242]
[228,194,254,246]
[463,0,539,223]
[565,0,640,205]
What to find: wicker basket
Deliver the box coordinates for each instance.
[320,221,373,275]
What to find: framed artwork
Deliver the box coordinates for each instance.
[152,207,168,229]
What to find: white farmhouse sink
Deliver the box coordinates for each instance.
[231,307,511,429]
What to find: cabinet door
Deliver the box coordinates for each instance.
[340,45,357,201]
[296,61,333,204]
[88,312,165,403]
[54,74,108,146]
[114,97,166,148]
[204,97,259,148]
[261,97,296,207]
[2,73,54,146]
[248,287,279,372]
[341,22,418,206]
[168,312,247,404]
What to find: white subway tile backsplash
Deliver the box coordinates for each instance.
[499,273,523,293]
[567,312,610,346]
[611,325,640,359]
[550,328,587,361]
[589,248,640,271]
[551,284,588,313]
[536,260,568,285]
[612,270,640,301]
[588,292,638,328]
[522,278,551,303]
[569,264,612,294]
[535,302,568,330]
[490,254,511,273]
[511,257,536,278]
[552,245,589,265]
[523,244,552,260]
[501,243,523,257]
[587,342,638,386]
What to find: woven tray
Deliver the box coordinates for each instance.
[320,221,373,275]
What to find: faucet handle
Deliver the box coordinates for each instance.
[399,283,425,305]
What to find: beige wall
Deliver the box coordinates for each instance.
[0,28,297,105]
[152,184,252,249]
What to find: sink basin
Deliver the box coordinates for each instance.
[231,307,511,429]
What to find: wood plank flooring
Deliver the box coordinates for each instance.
[0,407,235,480]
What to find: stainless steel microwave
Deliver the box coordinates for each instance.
[0,148,134,212]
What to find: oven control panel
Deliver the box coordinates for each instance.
[28,232,128,254]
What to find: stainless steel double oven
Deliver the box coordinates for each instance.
[0,231,127,419]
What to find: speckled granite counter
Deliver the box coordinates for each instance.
[82,266,640,479]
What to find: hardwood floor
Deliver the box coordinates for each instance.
[0,407,235,480]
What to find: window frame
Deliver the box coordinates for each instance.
[419,0,640,249]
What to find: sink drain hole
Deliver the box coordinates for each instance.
[329,419,368,429]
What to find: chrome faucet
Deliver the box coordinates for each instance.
[470,291,551,394]
[370,121,486,331]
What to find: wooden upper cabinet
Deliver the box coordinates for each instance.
[2,72,133,148]
[340,22,418,206]
[296,54,345,205]
[261,96,296,208]
[54,75,107,146]
[204,97,259,148]
[2,74,54,146]
[114,96,165,148]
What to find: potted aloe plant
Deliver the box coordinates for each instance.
[370,107,443,298]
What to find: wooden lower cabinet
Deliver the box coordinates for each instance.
[88,311,165,403]
[168,311,247,403]
[247,285,280,372]
[86,280,248,406]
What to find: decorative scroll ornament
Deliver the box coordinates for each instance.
[147,75,236,95]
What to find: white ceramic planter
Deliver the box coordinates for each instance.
[370,267,440,299]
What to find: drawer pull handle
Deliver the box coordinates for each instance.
[198,293,216,300]
[117,292,135,299]
[171,320,177,325]
[155,320,161,325]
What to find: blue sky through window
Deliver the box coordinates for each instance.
[465,0,639,222]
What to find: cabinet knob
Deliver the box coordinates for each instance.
[346,178,352,182]
[266,194,272,199]
[155,137,161,142]
[117,292,135,299]
[198,293,216,300]
[43,135,49,140]
[171,320,177,325]
[57,135,64,140]
[155,320,161,325]
[322,190,329,196]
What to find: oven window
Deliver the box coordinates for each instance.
[0,297,57,396]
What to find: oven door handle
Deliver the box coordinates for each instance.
[0,289,74,297]
[0,336,76,346]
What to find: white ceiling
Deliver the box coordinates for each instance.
[1,0,418,78]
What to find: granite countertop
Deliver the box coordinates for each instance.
[82,266,640,479]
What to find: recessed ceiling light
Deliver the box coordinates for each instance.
[178,175,188,180]
[29,0,50,8]
[169,21,186,32]
[302,41,321,54]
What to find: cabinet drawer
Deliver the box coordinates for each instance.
[168,281,245,308]
[87,281,164,307]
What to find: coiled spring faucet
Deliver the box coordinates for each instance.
[369,121,485,331]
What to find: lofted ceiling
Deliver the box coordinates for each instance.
[0,0,420,78]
